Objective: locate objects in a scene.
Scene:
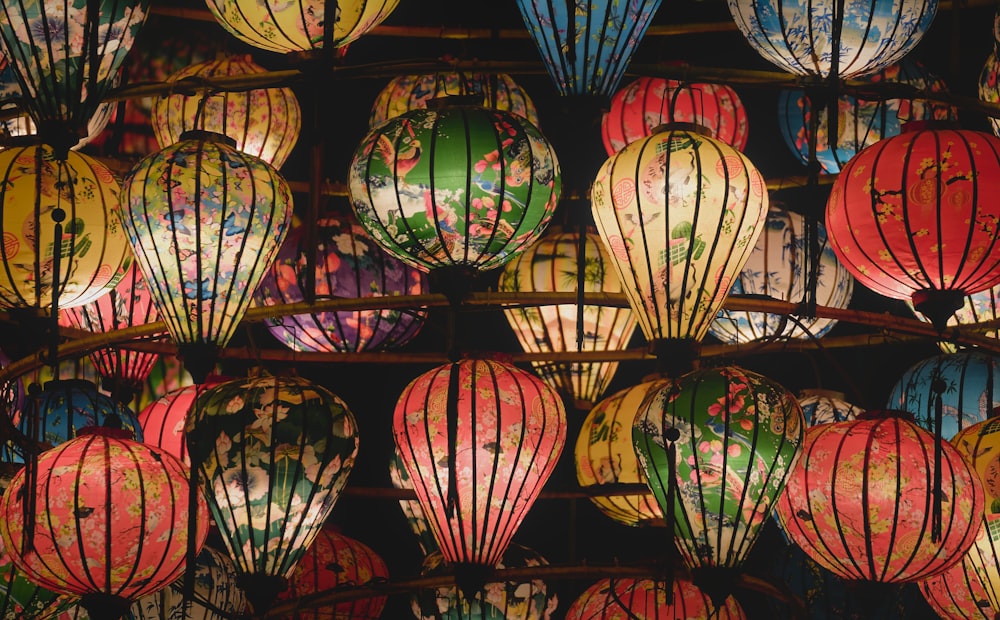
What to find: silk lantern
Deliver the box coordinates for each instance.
[564,577,746,619]
[129,545,248,620]
[0,535,75,620]
[798,389,863,426]
[136,375,229,466]
[981,49,1000,139]
[388,444,439,556]
[393,357,566,572]
[919,552,998,620]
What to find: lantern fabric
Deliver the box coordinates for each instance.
[514,0,664,97]
[369,69,539,129]
[0,536,75,620]
[393,357,566,568]
[277,526,389,620]
[727,0,937,78]
[255,206,429,354]
[564,577,746,619]
[0,427,209,618]
[797,389,863,426]
[185,375,359,614]
[203,0,399,54]
[591,124,769,347]
[919,552,997,620]
[120,131,292,380]
[633,365,804,570]
[575,377,666,528]
[130,545,248,620]
[980,49,1000,139]
[0,143,131,311]
[774,410,984,583]
[349,105,561,277]
[388,443,439,556]
[151,54,301,169]
[825,123,1000,329]
[708,205,854,344]
[136,375,229,466]
[602,77,750,156]
[498,226,637,409]
[410,544,558,620]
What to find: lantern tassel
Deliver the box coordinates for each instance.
[446,362,461,518]
[932,377,945,542]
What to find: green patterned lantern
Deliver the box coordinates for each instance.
[185,374,359,617]
[632,365,805,585]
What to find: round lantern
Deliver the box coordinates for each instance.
[633,365,804,573]
[886,351,1000,440]
[185,374,359,616]
[778,59,956,175]
[498,226,638,409]
[255,205,429,354]
[0,535,75,620]
[774,409,984,583]
[136,375,229,466]
[369,69,539,129]
[727,0,937,78]
[825,123,1000,331]
[120,131,292,382]
[410,544,558,620]
[278,526,388,620]
[0,143,131,311]
[575,376,666,527]
[151,54,301,169]
[0,426,209,620]
[920,552,997,619]
[564,577,746,619]
[393,357,566,570]
[602,76,749,156]
[514,0,664,96]
[591,124,768,367]
[388,444,439,556]
[203,0,399,55]
[980,50,1000,139]
[129,545,248,620]
[348,104,561,287]
[708,205,854,344]
[797,388,863,426]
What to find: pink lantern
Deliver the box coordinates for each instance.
[136,375,230,466]
[919,551,998,619]
[393,356,566,570]
[565,577,746,619]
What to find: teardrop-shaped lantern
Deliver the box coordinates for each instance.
[136,375,230,466]
[498,225,637,409]
[919,551,998,620]
[565,577,746,619]
[151,54,301,169]
[129,545,248,620]
[393,357,566,571]
[120,131,293,382]
[388,443,439,556]
[514,0,664,97]
[185,374,359,616]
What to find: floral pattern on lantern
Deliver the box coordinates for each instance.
[709,205,854,344]
[980,49,1000,139]
[388,444,438,556]
[602,76,749,156]
[151,54,301,169]
[797,389,863,426]
[349,105,561,275]
[919,551,997,620]
[130,545,247,620]
[565,577,745,619]
[255,206,429,353]
[136,375,229,466]
[0,535,75,620]
[393,357,566,568]
[775,410,984,583]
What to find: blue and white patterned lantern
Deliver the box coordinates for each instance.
[797,389,863,426]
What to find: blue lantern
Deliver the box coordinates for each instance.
[797,389,863,426]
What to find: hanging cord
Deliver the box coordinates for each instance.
[181,444,201,618]
[663,424,679,605]
[931,375,945,542]
[21,383,40,555]
[445,358,461,519]
[47,206,66,371]
[576,221,586,352]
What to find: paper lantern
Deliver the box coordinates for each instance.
[514,0,664,96]
[136,375,229,466]
[591,124,768,366]
[393,357,566,569]
[727,0,937,78]
[203,0,399,55]
[278,526,389,620]
[797,389,863,426]
[564,577,746,619]
[255,206,429,354]
[129,545,247,620]
[0,143,131,311]
[349,104,561,286]
[410,544,558,620]
[775,410,984,583]
[920,552,997,620]
[633,365,804,573]
[709,205,854,344]
[575,377,666,527]
[498,226,637,409]
[151,54,301,169]
[120,131,293,382]
[602,76,749,156]
[0,426,209,620]
[825,123,1000,330]
[388,444,439,556]
[185,375,359,615]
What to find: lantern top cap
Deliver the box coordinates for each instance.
[650,122,713,137]
[901,119,963,133]
[76,425,135,440]
[178,129,239,148]
[857,408,916,422]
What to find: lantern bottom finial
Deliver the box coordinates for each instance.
[236,573,288,617]
[911,289,965,333]
[690,565,740,610]
[650,338,700,378]
[78,592,133,620]
[177,342,220,385]
[451,561,495,604]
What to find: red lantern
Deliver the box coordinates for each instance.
[919,551,998,619]
[565,577,746,619]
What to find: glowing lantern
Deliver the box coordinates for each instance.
[130,545,247,620]
[185,375,360,616]
[0,426,209,620]
[388,444,439,556]
[0,536,75,620]
[920,552,997,620]
[120,131,292,382]
[708,205,854,344]
[136,375,229,466]
[498,226,637,409]
[825,123,1000,331]
[564,577,746,619]
[798,389,863,426]
[151,54,301,169]
[255,206,429,354]
[980,49,1000,139]
[775,410,984,583]
[602,76,749,155]
[393,357,566,570]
